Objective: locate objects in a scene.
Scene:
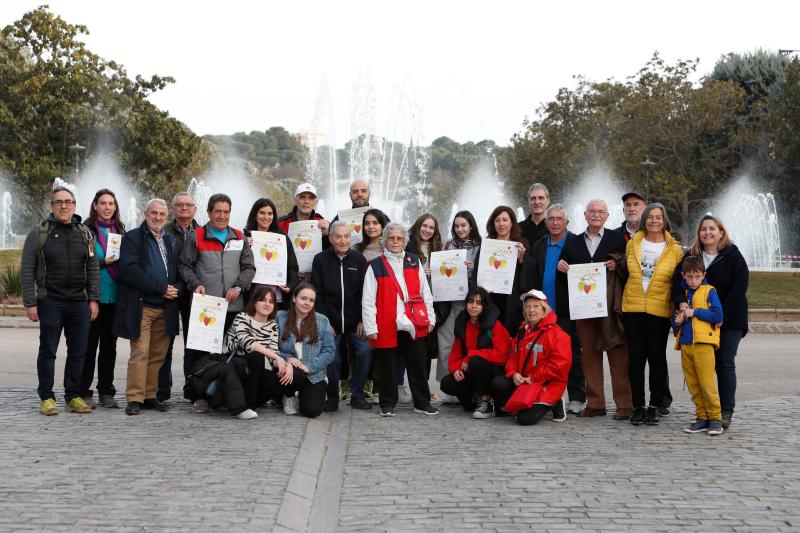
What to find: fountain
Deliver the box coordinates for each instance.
[1,191,14,249]
[126,197,142,229]
[187,178,212,226]
[562,166,625,234]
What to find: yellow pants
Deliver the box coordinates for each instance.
[680,343,721,420]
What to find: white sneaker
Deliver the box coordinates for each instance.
[283,395,298,416]
[397,385,412,403]
[566,400,585,415]
[440,393,460,405]
[235,408,258,420]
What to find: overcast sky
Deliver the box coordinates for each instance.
[3,1,798,146]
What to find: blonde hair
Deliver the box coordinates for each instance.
[688,214,733,257]
[523,297,552,318]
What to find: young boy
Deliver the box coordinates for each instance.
[672,256,724,436]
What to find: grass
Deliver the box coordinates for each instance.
[747,272,800,309]
[0,249,22,271]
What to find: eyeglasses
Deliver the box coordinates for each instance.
[51,199,75,207]
[174,203,195,208]
[586,210,607,215]
[523,304,542,311]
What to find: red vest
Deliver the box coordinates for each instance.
[369,253,427,349]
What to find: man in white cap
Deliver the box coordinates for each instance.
[277,182,330,237]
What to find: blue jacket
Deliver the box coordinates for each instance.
[276,310,336,384]
[671,280,723,345]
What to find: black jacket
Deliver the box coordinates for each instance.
[113,221,183,340]
[522,232,578,320]
[561,228,627,265]
[519,215,548,251]
[166,218,199,255]
[672,244,749,334]
[309,247,368,335]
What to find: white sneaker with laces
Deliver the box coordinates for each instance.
[235,408,258,420]
[283,395,299,416]
[566,400,585,415]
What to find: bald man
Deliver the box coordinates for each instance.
[349,179,370,208]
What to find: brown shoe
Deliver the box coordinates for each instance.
[577,407,607,417]
[613,408,632,420]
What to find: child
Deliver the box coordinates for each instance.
[672,256,724,436]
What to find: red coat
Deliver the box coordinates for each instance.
[448,309,511,373]
[505,312,571,406]
[369,254,428,349]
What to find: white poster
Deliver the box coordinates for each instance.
[430,250,469,302]
[186,293,229,353]
[337,207,370,246]
[567,262,608,320]
[106,232,122,259]
[287,220,322,272]
[476,238,519,295]
[250,231,288,285]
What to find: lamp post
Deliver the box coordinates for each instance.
[68,143,86,175]
[639,159,657,201]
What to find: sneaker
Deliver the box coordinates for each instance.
[473,399,496,419]
[552,399,567,422]
[684,419,710,433]
[380,407,395,417]
[439,393,461,405]
[413,405,439,416]
[349,397,372,410]
[658,406,671,416]
[339,380,351,401]
[82,396,97,409]
[630,406,647,426]
[708,419,724,436]
[125,401,141,416]
[99,394,119,408]
[397,385,412,403]
[283,395,298,416]
[67,397,93,414]
[721,412,732,430]
[566,400,585,415]
[39,398,58,416]
[235,408,258,420]
[192,399,210,414]
[645,406,659,425]
[322,400,339,412]
[142,398,168,412]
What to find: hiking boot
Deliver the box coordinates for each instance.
[645,406,660,425]
[630,406,647,426]
[125,401,141,416]
[283,395,299,416]
[235,408,258,420]
[708,419,724,436]
[192,399,210,413]
[322,400,339,412]
[658,406,671,416]
[142,398,168,412]
[413,404,439,416]
[99,394,119,408]
[472,399,496,419]
[684,419,710,433]
[39,398,58,416]
[82,396,97,409]
[67,397,93,414]
[551,399,567,422]
[349,397,372,410]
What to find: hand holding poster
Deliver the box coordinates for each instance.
[106,232,122,260]
[337,207,370,246]
[476,238,519,295]
[186,293,229,353]
[250,231,288,285]
[430,250,469,302]
[566,262,608,320]
[287,220,322,272]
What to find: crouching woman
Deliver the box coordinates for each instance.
[491,290,571,425]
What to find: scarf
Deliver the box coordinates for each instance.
[95,219,120,279]
[449,237,479,250]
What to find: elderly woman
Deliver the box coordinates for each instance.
[276,282,336,418]
[673,215,748,429]
[362,222,438,417]
[622,203,684,426]
[490,290,570,425]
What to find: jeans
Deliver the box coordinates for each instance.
[36,298,90,402]
[327,332,372,404]
[716,328,743,415]
[79,302,118,397]
[157,296,191,401]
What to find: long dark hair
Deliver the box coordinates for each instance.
[451,210,482,243]
[408,213,443,260]
[355,208,390,253]
[282,283,319,344]
[85,188,122,227]
[245,198,280,234]
[486,205,522,243]
[464,286,491,322]
[245,285,278,320]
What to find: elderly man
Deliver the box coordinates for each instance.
[310,221,371,411]
[518,183,551,247]
[113,199,182,415]
[558,199,632,419]
[617,191,647,242]
[524,204,586,414]
[21,186,100,415]
[157,192,200,403]
[362,222,437,417]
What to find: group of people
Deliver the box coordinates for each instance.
[21,178,749,433]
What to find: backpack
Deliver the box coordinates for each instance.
[37,219,95,258]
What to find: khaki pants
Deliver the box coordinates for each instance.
[576,318,632,411]
[126,307,170,403]
[681,343,721,420]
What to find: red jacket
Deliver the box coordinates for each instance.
[448,306,511,373]
[505,312,571,405]
[368,253,428,349]
[276,207,325,234]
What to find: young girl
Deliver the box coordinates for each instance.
[355,209,390,262]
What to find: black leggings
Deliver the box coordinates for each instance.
[440,356,504,411]
[273,366,327,418]
[624,312,671,408]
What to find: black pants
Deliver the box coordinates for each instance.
[79,302,118,397]
[624,312,671,408]
[373,332,431,410]
[558,317,586,403]
[278,366,327,418]
[157,295,191,401]
[440,356,504,411]
[716,328,743,416]
[491,376,553,425]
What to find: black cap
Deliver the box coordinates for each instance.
[621,190,646,202]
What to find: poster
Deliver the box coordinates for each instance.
[106,232,122,259]
[250,231,288,285]
[476,238,518,295]
[337,207,370,245]
[287,220,322,272]
[566,262,608,320]
[186,293,229,353]
[430,250,469,302]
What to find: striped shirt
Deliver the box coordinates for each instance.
[224,312,279,369]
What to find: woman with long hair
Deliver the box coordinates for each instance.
[244,198,299,309]
[355,208,390,262]
[79,188,125,408]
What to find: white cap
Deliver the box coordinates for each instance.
[294,183,317,197]
[519,289,548,302]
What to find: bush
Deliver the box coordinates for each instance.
[0,265,22,298]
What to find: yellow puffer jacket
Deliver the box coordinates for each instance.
[622,231,684,317]
[673,284,721,350]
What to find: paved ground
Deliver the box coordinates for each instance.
[0,327,798,531]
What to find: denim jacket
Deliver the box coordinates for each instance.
[276,310,336,384]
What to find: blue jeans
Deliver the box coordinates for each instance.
[716,328,743,416]
[327,332,372,403]
[36,298,90,402]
